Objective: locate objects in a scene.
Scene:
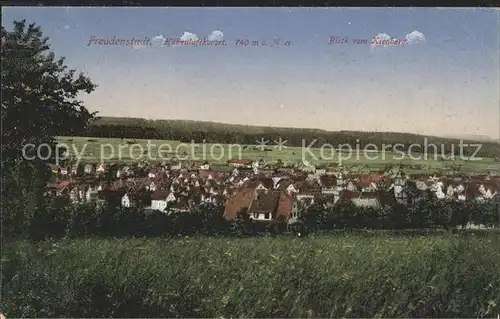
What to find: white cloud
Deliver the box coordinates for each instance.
[208,30,224,41]
[63,24,70,30]
[152,35,166,47]
[171,32,199,48]
[405,30,426,44]
[180,31,199,42]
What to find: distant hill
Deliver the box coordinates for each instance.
[442,134,499,143]
[74,116,500,158]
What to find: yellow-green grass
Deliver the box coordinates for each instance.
[56,136,500,173]
[2,233,499,317]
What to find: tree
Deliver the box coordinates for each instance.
[300,203,326,231]
[229,208,253,236]
[190,203,227,235]
[1,20,97,238]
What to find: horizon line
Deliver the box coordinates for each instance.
[92,115,500,142]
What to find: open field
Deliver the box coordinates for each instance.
[2,233,499,317]
[56,136,500,173]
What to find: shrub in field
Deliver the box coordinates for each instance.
[228,209,254,237]
[33,196,72,239]
[469,200,499,227]
[301,199,498,232]
[301,203,327,230]
[142,209,171,236]
[415,198,454,229]
[188,203,229,235]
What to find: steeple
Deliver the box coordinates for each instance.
[336,164,347,187]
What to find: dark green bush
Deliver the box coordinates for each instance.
[4,194,499,241]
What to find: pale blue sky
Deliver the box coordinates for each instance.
[2,7,499,138]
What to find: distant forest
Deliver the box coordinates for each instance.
[67,116,500,158]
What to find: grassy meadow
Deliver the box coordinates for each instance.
[2,233,499,317]
[56,136,500,173]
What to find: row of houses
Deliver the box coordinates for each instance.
[48,159,255,179]
[46,159,500,227]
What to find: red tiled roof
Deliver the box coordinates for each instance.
[465,184,483,198]
[198,170,226,179]
[461,180,499,198]
[276,192,293,222]
[223,187,254,220]
[357,178,373,188]
[244,180,271,190]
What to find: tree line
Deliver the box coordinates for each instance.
[5,194,498,241]
[74,118,500,158]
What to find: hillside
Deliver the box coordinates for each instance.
[443,134,499,143]
[73,116,500,158]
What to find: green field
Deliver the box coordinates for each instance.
[2,233,499,317]
[56,136,500,173]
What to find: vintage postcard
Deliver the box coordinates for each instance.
[2,7,499,318]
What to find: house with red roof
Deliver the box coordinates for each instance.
[223,186,297,230]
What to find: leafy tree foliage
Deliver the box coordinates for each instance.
[189,203,228,235]
[9,188,499,240]
[229,208,254,236]
[1,20,97,238]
